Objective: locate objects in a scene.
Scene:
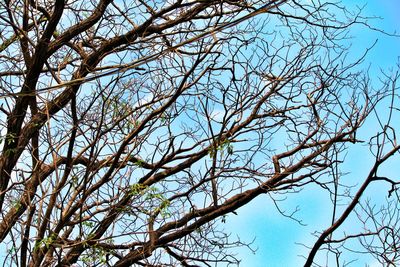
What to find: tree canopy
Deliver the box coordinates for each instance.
[0,0,399,266]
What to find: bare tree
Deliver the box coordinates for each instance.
[305,69,400,267]
[0,0,398,266]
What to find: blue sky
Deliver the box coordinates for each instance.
[226,1,400,266]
